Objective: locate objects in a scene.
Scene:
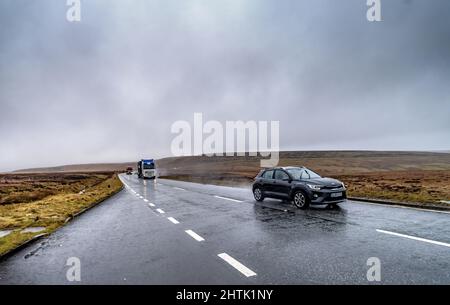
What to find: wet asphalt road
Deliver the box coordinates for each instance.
[0,174,449,284]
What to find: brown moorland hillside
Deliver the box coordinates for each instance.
[7,151,450,207]
[156,151,450,206]
[156,150,450,180]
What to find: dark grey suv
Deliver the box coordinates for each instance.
[252,167,347,209]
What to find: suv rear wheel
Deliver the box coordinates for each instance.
[293,190,309,209]
[253,187,264,202]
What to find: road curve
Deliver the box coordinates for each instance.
[0,174,449,284]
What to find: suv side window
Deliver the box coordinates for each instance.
[262,170,274,179]
[299,170,307,180]
[274,170,289,180]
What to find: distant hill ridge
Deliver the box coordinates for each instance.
[13,162,136,173]
[11,150,450,174]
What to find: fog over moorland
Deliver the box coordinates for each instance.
[0,0,449,171]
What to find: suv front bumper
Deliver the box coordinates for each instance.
[309,189,347,205]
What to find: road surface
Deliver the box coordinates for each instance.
[0,174,449,284]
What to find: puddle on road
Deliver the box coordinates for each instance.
[0,230,13,238]
[255,200,293,212]
[21,227,46,234]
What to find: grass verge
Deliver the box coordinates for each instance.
[0,173,122,257]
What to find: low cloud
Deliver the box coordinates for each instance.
[0,0,449,171]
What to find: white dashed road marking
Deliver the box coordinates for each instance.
[214,195,243,203]
[173,187,186,191]
[148,203,156,207]
[167,217,180,224]
[185,230,205,242]
[376,229,450,248]
[143,199,148,202]
[156,208,165,214]
[218,253,257,277]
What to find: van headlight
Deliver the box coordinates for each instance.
[307,184,322,190]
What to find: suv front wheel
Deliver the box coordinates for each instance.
[253,187,264,202]
[293,190,309,209]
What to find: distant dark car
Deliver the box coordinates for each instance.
[126,167,133,175]
[252,167,347,209]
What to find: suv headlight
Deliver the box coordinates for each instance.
[307,184,322,190]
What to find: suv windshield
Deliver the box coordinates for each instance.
[286,168,321,180]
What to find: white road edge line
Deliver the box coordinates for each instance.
[167,217,180,224]
[376,229,450,248]
[218,253,257,277]
[354,200,450,215]
[185,230,205,242]
[156,208,164,213]
[214,195,243,203]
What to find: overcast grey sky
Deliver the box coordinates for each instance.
[0,0,449,171]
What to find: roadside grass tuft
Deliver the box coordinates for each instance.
[0,231,38,257]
